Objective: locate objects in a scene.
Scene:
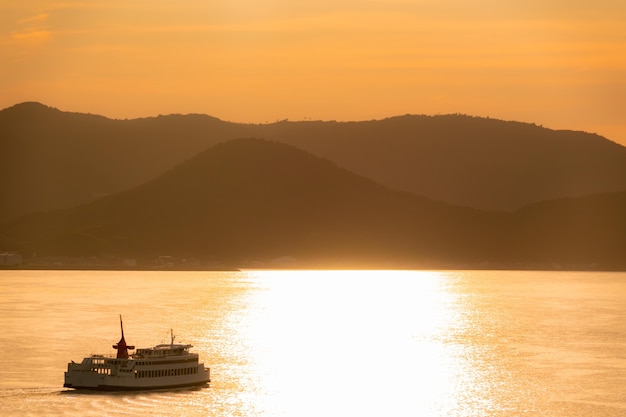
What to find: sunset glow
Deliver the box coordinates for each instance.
[2,1,626,145]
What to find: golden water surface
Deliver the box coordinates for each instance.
[1,270,625,416]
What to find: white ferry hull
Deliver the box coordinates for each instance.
[64,370,210,391]
[64,362,210,391]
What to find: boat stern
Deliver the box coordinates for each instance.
[63,358,109,389]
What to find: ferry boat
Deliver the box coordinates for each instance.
[64,317,210,390]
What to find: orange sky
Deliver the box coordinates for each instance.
[2,1,626,146]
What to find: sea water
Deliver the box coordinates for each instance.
[1,269,625,416]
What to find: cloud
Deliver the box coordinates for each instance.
[18,12,49,25]
[11,30,52,41]
[10,10,52,45]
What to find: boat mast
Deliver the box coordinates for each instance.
[113,315,135,359]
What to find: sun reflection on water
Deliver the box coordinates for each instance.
[229,270,482,416]
[2,270,625,416]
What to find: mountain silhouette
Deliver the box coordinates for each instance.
[256,115,626,210]
[0,102,251,223]
[3,102,626,224]
[509,191,626,267]
[0,138,498,267]
[1,138,624,269]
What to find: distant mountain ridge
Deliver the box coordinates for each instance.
[0,102,252,223]
[257,115,626,210]
[1,138,624,269]
[2,102,626,224]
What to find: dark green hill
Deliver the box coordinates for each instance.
[3,103,626,224]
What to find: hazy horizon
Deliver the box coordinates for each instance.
[2,1,625,146]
